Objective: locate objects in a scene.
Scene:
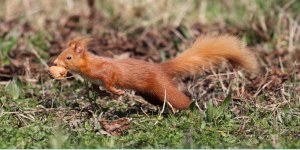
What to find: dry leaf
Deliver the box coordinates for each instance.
[100,118,130,136]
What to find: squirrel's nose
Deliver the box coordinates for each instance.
[53,59,66,68]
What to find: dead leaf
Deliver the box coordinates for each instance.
[100,118,130,136]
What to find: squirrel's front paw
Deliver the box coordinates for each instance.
[116,89,126,95]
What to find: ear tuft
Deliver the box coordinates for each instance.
[68,37,91,47]
[79,38,94,47]
[68,37,94,55]
[68,40,77,47]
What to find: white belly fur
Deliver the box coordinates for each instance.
[79,73,103,86]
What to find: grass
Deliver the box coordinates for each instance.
[1,79,299,148]
[0,0,300,148]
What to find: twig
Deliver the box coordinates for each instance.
[279,57,285,73]
[140,107,150,118]
[0,108,69,116]
[50,76,75,81]
[0,74,11,78]
[155,88,167,125]
[211,67,227,97]
[167,101,176,114]
[253,80,272,98]
[30,45,49,69]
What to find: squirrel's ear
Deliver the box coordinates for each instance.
[68,37,85,47]
[68,40,77,47]
[75,44,85,56]
[75,38,94,55]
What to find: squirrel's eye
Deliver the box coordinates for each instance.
[67,56,72,60]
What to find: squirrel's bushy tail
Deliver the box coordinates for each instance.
[160,35,258,77]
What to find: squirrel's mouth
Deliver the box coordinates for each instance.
[53,59,66,68]
[53,62,71,72]
[56,63,66,68]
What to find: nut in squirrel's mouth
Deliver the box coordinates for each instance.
[48,66,68,79]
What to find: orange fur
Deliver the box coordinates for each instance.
[53,35,258,110]
[161,35,258,77]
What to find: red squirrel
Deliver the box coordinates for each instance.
[53,35,258,110]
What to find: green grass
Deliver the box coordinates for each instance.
[1,80,299,148]
[1,104,299,148]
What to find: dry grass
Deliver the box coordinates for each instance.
[1,0,300,52]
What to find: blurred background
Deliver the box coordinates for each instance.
[1,0,300,80]
[0,0,299,70]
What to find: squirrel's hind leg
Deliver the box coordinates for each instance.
[139,81,192,110]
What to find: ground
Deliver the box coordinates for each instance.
[0,0,300,148]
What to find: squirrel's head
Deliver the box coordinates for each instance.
[54,37,93,72]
